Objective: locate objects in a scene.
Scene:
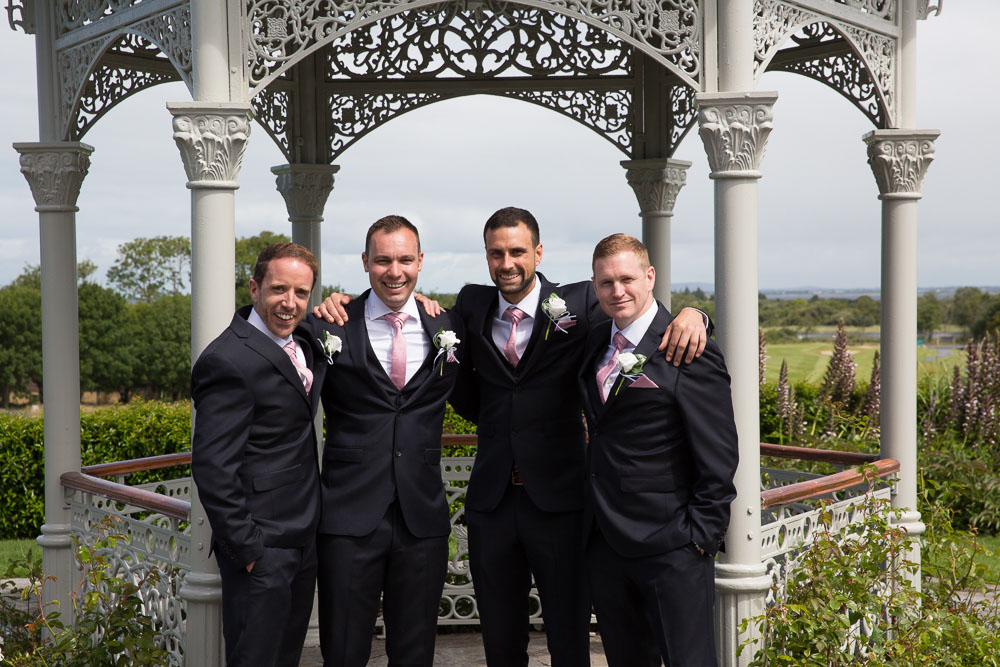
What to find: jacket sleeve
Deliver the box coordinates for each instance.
[674,344,739,555]
[447,287,480,424]
[191,351,263,568]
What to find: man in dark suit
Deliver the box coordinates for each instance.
[580,233,739,667]
[191,242,326,667]
[311,216,464,667]
[448,207,711,666]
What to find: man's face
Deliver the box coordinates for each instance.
[363,228,423,311]
[485,223,542,305]
[592,251,656,329]
[249,256,314,338]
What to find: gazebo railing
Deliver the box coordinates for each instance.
[60,437,899,660]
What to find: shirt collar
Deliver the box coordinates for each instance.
[611,300,658,348]
[248,307,293,348]
[497,276,542,319]
[365,290,421,322]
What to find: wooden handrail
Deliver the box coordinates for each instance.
[61,471,191,520]
[83,452,192,478]
[760,458,900,509]
[760,442,880,465]
[441,434,478,448]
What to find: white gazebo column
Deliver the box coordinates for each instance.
[620,158,691,310]
[696,91,777,666]
[864,129,938,588]
[271,163,339,308]
[168,102,251,666]
[13,141,93,627]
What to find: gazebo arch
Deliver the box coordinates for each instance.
[9,1,942,665]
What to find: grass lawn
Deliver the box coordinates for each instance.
[0,538,38,578]
[764,342,966,385]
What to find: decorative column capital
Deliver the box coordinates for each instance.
[271,164,340,222]
[695,91,778,179]
[863,129,940,200]
[13,142,94,212]
[620,158,692,216]
[167,102,252,189]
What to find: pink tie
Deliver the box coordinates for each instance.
[384,312,410,390]
[283,340,313,394]
[502,306,525,367]
[596,332,629,403]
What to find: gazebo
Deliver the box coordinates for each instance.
[9,0,941,664]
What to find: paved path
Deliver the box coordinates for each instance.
[299,631,609,666]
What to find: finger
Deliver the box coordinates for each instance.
[672,331,692,366]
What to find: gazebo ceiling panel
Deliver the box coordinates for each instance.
[754,0,896,127]
[244,0,701,95]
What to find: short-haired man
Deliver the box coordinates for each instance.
[448,208,712,666]
[192,242,326,667]
[311,216,464,667]
[580,233,738,666]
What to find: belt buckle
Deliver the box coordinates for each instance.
[511,467,524,486]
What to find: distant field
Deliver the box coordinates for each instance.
[764,342,966,385]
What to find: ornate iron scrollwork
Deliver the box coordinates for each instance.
[6,0,34,33]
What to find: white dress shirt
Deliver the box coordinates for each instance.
[365,292,430,386]
[595,301,658,399]
[248,307,309,383]
[491,278,543,361]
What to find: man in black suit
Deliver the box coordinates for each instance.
[580,233,738,667]
[448,207,711,666]
[191,242,326,667]
[311,216,464,667]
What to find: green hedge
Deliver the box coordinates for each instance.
[0,401,192,539]
[0,401,478,539]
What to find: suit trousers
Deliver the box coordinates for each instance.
[317,499,449,667]
[216,541,317,667]
[467,484,591,667]
[586,527,717,667]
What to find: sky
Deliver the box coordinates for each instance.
[1,4,997,295]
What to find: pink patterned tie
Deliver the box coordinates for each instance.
[383,311,410,390]
[502,306,525,367]
[283,340,313,394]
[596,332,629,403]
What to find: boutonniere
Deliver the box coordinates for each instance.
[540,292,577,339]
[613,351,648,396]
[432,328,461,375]
[318,330,342,364]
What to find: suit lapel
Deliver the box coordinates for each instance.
[515,274,557,375]
[399,303,450,405]
[600,304,672,415]
[233,309,311,407]
[343,293,393,400]
[476,290,515,383]
[583,320,613,422]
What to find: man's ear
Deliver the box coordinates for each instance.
[361,252,369,272]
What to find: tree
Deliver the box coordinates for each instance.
[950,287,988,331]
[126,294,192,400]
[971,296,1000,340]
[235,231,291,307]
[11,260,97,289]
[78,283,133,398]
[107,236,191,302]
[0,285,42,407]
[917,292,942,337]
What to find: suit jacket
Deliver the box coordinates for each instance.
[451,273,605,513]
[578,302,739,558]
[310,291,463,538]
[191,306,326,569]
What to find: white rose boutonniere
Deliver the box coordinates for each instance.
[614,352,647,396]
[540,292,577,339]
[318,330,342,364]
[433,328,461,374]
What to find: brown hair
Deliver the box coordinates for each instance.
[592,233,650,270]
[252,242,319,287]
[483,207,540,247]
[365,215,421,255]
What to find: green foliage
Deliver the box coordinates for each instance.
[0,402,191,538]
[78,284,133,397]
[0,285,42,408]
[740,491,1000,666]
[107,235,191,303]
[0,516,172,666]
[127,295,192,401]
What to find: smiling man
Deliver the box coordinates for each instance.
[310,215,464,667]
[580,234,738,667]
[191,243,326,667]
[448,208,712,666]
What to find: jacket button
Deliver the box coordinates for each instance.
[591,472,599,478]
[394,450,402,457]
